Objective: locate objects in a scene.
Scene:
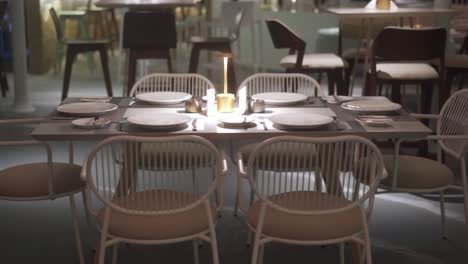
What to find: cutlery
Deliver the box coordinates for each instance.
[52,116,77,120]
[128,97,136,106]
[192,119,198,131]
[259,118,268,131]
[243,116,247,130]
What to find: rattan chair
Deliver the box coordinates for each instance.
[378,89,468,237]
[129,73,216,98]
[82,135,228,264]
[0,118,86,264]
[239,135,385,264]
[233,73,323,215]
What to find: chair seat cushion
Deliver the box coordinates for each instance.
[280,53,345,69]
[381,155,452,190]
[375,63,439,80]
[432,54,468,69]
[247,191,363,241]
[98,190,217,240]
[0,162,84,198]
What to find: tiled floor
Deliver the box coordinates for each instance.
[0,49,467,264]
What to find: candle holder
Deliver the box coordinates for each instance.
[217,52,235,113]
[376,0,391,10]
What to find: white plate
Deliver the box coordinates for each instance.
[72,117,111,129]
[356,115,393,127]
[251,92,307,106]
[57,102,118,116]
[270,113,334,129]
[217,114,254,125]
[136,92,192,105]
[79,96,112,103]
[322,95,353,104]
[341,100,401,113]
[127,113,191,129]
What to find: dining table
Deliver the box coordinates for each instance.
[323,5,460,95]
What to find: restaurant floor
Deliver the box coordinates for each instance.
[0,52,467,263]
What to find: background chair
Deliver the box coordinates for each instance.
[265,19,347,96]
[377,89,468,237]
[123,11,177,95]
[367,27,446,114]
[129,73,216,97]
[188,9,245,94]
[82,135,228,264]
[239,135,385,264]
[0,118,86,264]
[50,8,113,101]
[234,73,323,215]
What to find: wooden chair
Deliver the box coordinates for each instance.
[240,135,385,264]
[265,19,347,96]
[123,11,177,95]
[0,118,86,264]
[50,8,113,101]
[367,27,446,113]
[188,9,245,94]
[82,135,228,264]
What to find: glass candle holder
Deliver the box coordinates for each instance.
[376,0,391,9]
[217,93,235,113]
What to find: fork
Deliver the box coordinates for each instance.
[258,117,268,131]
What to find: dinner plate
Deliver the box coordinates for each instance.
[341,100,401,113]
[57,102,118,116]
[356,115,393,127]
[127,113,191,129]
[269,113,334,129]
[322,95,353,104]
[217,114,254,125]
[135,92,192,105]
[72,117,111,129]
[79,96,112,103]
[251,92,307,106]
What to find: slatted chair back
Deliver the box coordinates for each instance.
[265,19,306,68]
[238,73,323,98]
[437,89,468,159]
[129,73,216,97]
[247,135,385,215]
[83,135,224,216]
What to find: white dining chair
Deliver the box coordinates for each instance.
[0,118,85,264]
[234,73,323,215]
[377,88,468,237]
[129,73,216,97]
[239,135,385,264]
[81,135,228,264]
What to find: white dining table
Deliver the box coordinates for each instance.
[323,5,460,95]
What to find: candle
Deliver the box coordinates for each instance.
[217,54,235,113]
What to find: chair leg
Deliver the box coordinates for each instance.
[327,70,335,96]
[96,208,110,264]
[82,190,92,227]
[420,83,434,115]
[390,83,401,104]
[205,202,219,264]
[189,45,201,73]
[460,160,468,226]
[233,173,241,216]
[339,243,345,264]
[62,47,77,101]
[126,51,137,96]
[335,68,346,96]
[166,51,173,73]
[69,195,85,264]
[193,239,200,264]
[111,244,119,264]
[439,191,448,240]
[98,47,113,97]
[258,244,265,264]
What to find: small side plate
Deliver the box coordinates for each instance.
[356,115,393,127]
[72,117,111,129]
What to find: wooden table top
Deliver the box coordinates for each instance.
[96,0,199,9]
[323,6,459,18]
[31,97,432,142]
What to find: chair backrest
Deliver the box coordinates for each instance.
[437,89,468,159]
[247,135,385,215]
[372,26,446,62]
[237,73,323,98]
[122,11,177,49]
[129,73,216,97]
[265,19,306,68]
[49,8,64,41]
[83,135,223,216]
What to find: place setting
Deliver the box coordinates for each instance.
[216,114,256,130]
[120,113,193,132]
[250,92,325,108]
[133,91,193,107]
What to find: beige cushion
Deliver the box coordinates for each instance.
[98,190,217,240]
[432,54,468,69]
[375,63,439,80]
[247,191,363,241]
[381,155,452,189]
[0,162,84,197]
[280,53,345,69]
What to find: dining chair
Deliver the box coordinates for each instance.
[372,89,468,238]
[123,11,177,95]
[265,19,347,96]
[82,135,228,264]
[188,9,245,94]
[238,135,385,264]
[233,73,323,215]
[50,8,113,101]
[129,73,216,98]
[0,118,86,264]
[367,26,446,114]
